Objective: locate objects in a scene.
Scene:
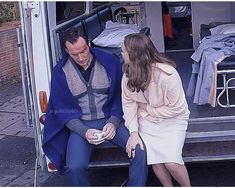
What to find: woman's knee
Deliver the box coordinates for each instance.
[152,163,164,171]
[165,162,182,172]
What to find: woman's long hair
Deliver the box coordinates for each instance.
[122,33,176,92]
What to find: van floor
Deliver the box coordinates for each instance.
[165,34,193,51]
[165,51,235,119]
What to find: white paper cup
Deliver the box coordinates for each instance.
[94,132,104,141]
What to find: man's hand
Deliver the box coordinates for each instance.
[102,123,116,140]
[126,132,144,158]
[85,129,105,145]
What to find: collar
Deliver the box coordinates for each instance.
[70,55,96,72]
[152,63,174,75]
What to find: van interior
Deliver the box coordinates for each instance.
[52,1,235,123]
[162,2,193,51]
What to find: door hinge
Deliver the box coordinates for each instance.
[23,1,40,18]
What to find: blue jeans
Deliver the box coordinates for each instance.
[65,118,148,186]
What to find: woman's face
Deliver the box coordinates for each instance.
[121,44,130,64]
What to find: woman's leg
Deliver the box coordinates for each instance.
[152,163,173,186]
[165,163,191,186]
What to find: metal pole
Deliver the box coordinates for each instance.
[16,27,31,127]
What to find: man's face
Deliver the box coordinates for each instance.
[65,37,91,69]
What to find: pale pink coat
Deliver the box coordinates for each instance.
[122,63,189,132]
[121,63,190,164]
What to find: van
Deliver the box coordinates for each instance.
[18,1,235,175]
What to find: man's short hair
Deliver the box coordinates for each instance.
[61,27,89,49]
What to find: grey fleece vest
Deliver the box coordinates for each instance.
[62,58,111,120]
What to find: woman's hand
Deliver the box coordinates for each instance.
[126,132,144,158]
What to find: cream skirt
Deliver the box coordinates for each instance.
[139,117,187,165]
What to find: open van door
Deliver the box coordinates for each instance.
[19,1,52,173]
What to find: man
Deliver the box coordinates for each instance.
[42,27,148,186]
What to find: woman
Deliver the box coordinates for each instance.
[121,33,191,186]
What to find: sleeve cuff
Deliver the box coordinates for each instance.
[128,114,139,133]
[106,115,121,128]
[65,119,89,138]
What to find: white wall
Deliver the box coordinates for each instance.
[145,2,164,52]
[191,2,233,49]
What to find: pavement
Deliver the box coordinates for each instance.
[0,82,130,187]
[0,82,156,187]
[0,82,64,186]
[3,83,235,186]
[6,82,235,187]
